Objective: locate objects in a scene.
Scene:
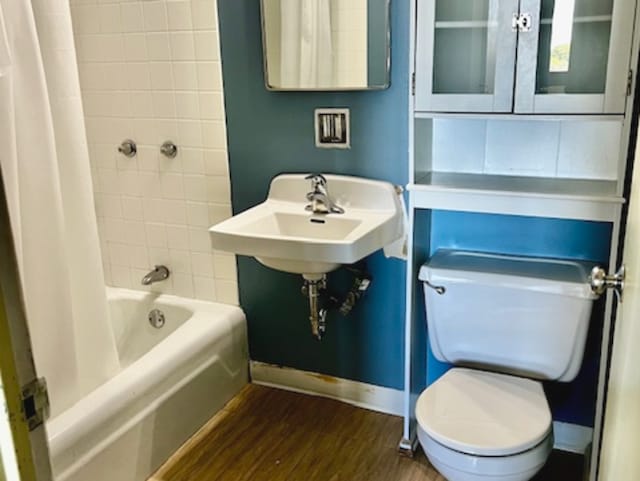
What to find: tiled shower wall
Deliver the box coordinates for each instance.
[69,0,238,304]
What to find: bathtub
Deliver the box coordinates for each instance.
[46,287,248,481]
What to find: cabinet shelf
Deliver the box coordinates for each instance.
[409,172,623,221]
[540,15,612,25]
[434,20,495,29]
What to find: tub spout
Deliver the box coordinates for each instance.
[141,265,170,285]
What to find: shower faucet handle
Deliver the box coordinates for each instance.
[160,141,178,159]
[118,139,137,157]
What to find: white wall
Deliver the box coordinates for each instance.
[69,0,238,304]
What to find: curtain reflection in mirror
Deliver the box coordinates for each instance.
[280,0,334,88]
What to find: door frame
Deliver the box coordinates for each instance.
[0,169,52,481]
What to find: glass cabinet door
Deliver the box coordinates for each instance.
[515,0,636,114]
[415,0,519,112]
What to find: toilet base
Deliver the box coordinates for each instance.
[418,425,553,481]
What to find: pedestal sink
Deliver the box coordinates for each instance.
[208,173,405,279]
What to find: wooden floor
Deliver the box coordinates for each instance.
[150,384,583,481]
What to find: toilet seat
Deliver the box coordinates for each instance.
[416,368,552,456]
[418,425,554,481]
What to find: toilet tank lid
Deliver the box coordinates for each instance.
[419,250,597,299]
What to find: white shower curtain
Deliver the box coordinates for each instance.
[280,0,334,88]
[0,0,118,417]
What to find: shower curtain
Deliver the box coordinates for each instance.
[280,0,334,88]
[0,0,118,417]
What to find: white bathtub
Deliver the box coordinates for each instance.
[46,287,248,481]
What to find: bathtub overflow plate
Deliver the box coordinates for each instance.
[148,309,165,329]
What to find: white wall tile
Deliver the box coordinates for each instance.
[193,276,216,301]
[143,2,168,32]
[169,249,192,273]
[186,201,209,226]
[73,0,234,303]
[188,228,211,252]
[120,3,144,34]
[216,280,238,305]
[167,1,193,31]
[172,273,195,297]
[145,223,168,248]
[183,174,208,201]
[191,1,217,30]
[170,32,196,60]
[193,32,218,61]
[152,91,177,118]
[176,91,201,119]
[149,62,174,90]
[173,62,199,90]
[146,33,172,61]
[99,4,121,34]
[163,199,187,224]
[166,225,190,250]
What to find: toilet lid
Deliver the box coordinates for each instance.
[416,368,552,456]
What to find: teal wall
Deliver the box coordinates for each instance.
[217,0,410,389]
[218,1,611,427]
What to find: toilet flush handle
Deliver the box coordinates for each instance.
[425,281,446,295]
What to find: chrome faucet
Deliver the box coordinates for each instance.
[305,174,344,214]
[141,265,170,285]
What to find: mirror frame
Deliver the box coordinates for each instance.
[259,0,392,91]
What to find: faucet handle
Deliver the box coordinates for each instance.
[305,173,327,188]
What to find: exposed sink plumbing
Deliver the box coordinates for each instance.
[301,263,372,340]
[302,276,328,340]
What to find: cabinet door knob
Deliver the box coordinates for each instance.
[512,13,533,32]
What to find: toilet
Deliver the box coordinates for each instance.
[416,250,597,481]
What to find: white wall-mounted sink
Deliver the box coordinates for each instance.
[209,174,404,278]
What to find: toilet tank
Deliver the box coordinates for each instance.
[419,250,597,382]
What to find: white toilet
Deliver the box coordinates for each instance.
[416,250,597,481]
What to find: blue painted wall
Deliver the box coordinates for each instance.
[415,210,612,426]
[217,0,410,389]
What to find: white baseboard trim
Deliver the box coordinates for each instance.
[250,362,592,455]
[553,421,593,454]
[250,361,404,417]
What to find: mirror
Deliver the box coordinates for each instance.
[260,0,391,91]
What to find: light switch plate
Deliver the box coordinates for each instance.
[315,108,350,149]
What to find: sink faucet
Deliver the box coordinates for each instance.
[305,174,344,214]
[141,265,170,285]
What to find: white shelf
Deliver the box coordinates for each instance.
[414,112,625,121]
[409,172,623,221]
[540,15,613,25]
[434,20,496,29]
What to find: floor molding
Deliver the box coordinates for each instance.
[250,362,592,455]
[553,422,593,454]
[250,361,404,417]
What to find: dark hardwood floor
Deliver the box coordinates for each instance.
[150,384,583,481]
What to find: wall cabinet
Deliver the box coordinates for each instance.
[415,0,636,114]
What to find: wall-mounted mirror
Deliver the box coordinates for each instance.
[260,0,391,91]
